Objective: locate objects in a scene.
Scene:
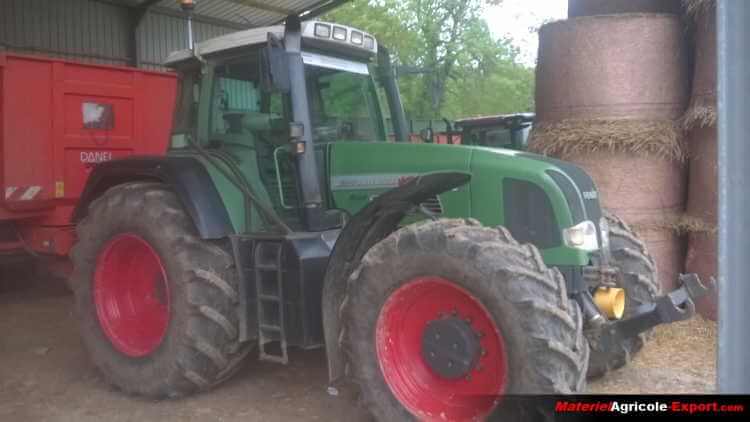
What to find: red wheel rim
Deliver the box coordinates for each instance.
[376,276,508,421]
[94,233,170,357]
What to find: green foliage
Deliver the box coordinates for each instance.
[325,0,534,120]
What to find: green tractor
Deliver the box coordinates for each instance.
[70,16,710,420]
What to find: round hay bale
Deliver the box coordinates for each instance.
[536,14,689,122]
[632,224,686,292]
[560,151,687,225]
[686,230,717,320]
[569,0,682,18]
[683,1,717,129]
[686,126,717,223]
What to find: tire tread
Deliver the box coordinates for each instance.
[70,182,250,398]
[339,219,588,419]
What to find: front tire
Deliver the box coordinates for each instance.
[586,212,661,379]
[71,182,251,398]
[340,219,588,420]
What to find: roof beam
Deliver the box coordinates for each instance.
[223,0,295,16]
[149,6,247,30]
[303,0,351,18]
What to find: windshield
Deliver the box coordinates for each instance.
[305,65,385,143]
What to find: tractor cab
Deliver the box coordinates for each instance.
[165,19,402,234]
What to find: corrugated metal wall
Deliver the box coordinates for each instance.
[0,0,236,69]
[0,0,133,65]
[137,12,234,70]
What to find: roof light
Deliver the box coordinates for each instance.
[350,31,363,45]
[178,0,195,11]
[298,21,378,54]
[314,23,331,38]
[332,26,347,41]
[364,35,375,50]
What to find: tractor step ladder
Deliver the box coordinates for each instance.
[254,241,289,364]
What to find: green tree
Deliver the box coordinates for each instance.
[442,19,535,117]
[325,0,534,119]
[324,1,424,114]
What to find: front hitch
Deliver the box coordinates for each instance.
[584,274,715,353]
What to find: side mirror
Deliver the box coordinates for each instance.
[260,33,290,93]
[420,128,434,143]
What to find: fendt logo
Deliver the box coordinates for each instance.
[582,190,598,200]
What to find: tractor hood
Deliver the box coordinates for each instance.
[467,146,604,259]
[328,142,602,265]
[329,142,601,227]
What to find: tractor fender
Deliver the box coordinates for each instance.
[72,156,233,239]
[322,171,471,385]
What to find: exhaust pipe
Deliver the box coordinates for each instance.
[179,0,196,50]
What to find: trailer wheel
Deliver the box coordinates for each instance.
[340,219,588,420]
[587,212,661,379]
[70,182,250,398]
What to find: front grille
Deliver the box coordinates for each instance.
[503,178,561,249]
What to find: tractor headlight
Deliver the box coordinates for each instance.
[563,220,599,251]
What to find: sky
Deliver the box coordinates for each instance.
[483,0,568,67]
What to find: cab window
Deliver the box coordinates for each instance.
[306,65,384,143]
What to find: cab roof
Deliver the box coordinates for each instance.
[165,25,284,65]
[164,20,378,66]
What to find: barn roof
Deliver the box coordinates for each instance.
[117,0,346,29]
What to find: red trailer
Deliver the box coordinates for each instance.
[0,53,176,275]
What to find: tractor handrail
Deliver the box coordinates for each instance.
[274,146,296,210]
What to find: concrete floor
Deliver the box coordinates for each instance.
[0,273,716,422]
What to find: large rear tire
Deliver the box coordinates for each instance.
[586,212,661,379]
[340,219,588,420]
[71,182,251,398]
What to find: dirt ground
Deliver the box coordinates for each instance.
[0,272,716,422]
